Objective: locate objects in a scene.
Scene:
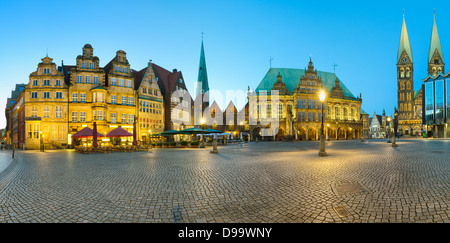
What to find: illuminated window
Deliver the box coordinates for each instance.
[80,112,86,122]
[72,112,78,122]
[111,113,116,123]
[72,93,78,102]
[80,93,86,103]
[43,106,50,118]
[55,106,62,118]
[31,106,38,117]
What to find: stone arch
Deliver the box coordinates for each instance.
[308,127,316,141]
[327,127,336,140]
[412,125,422,136]
[355,128,361,139]
[298,127,307,141]
[337,127,346,139]
[403,126,411,135]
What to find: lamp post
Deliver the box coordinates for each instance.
[318,90,327,157]
[148,130,153,151]
[40,131,43,152]
[200,117,206,148]
[392,108,399,147]
[327,124,330,141]
[387,117,391,143]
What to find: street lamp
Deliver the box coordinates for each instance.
[200,117,206,148]
[392,108,399,147]
[318,90,327,157]
[148,129,153,151]
[387,117,392,143]
[327,124,330,141]
[40,131,45,152]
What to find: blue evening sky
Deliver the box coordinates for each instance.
[0,0,448,127]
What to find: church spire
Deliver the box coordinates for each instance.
[196,38,209,109]
[428,11,444,75]
[428,11,444,63]
[397,12,413,63]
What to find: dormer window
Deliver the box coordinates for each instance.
[43,68,50,74]
[116,66,121,72]
[82,63,87,69]
[122,67,127,73]
[89,63,94,69]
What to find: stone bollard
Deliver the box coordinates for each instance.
[210,138,218,153]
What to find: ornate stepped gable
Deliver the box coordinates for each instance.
[273,72,288,94]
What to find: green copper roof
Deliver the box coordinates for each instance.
[196,40,209,97]
[360,108,368,115]
[414,90,419,99]
[428,15,444,62]
[255,67,356,98]
[398,15,413,62]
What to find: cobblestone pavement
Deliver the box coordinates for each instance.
[0,139,449,223]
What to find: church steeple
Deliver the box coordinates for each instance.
[397,11,415,121]
[428,11,444,76]
[196,38,210,110]
[397,13,413,64]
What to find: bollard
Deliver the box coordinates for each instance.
[210,137,218,153]
[12,144,15,159]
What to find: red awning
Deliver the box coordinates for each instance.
[105,127,133,137]
[72,127,104,138]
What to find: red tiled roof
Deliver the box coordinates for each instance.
[133,68,147,90]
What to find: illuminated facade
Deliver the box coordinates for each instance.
[134,61,164,142]
[395,13,446,136]
[250,58,366,141]
[5,44,174,149]
[25,56,68,149]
